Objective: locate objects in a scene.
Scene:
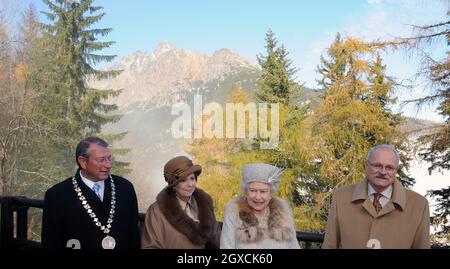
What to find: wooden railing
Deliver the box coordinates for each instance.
[0,195,324,249]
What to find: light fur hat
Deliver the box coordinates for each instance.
[241,163,284,191]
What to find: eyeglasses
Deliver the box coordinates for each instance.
[368,162,397,173]
[94,156,113,164]
[81,155,113,164]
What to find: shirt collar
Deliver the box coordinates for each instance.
[368,183,392,199]
[352,178,406,210]
[79,170,104,190]
[177,195,199,213]
[176,195,192,209]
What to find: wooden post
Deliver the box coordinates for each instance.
[0,197,14,248]
[15,204,29,239]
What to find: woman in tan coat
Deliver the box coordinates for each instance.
[141,156,221,249]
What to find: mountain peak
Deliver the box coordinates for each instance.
[213,48,233,56]
[153,41,175,56]
[90,42,258,108]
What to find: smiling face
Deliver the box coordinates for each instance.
[245,182,272,215]
[365,148,398,192]
[174,173,197,201]
[78,143,112,181]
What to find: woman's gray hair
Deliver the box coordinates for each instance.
[366,144,400,166]
[241,181,277,193]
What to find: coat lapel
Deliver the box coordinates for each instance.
[377,201,395,217]
[376,179,405,217]
[351,178,405,219]
[391,179,406,211]
[103,178,112,204]
[361,199,378,218]
[351,179,378,218]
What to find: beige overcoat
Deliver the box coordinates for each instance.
[322,178,430,249]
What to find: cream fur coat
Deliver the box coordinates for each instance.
[220,195,300,249]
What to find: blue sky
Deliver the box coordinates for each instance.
[6,0,450,121]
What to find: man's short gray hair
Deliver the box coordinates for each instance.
[366,144,400,166]
[75,136,109,169]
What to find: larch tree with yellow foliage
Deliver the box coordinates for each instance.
[299,33,412,229]
[188,84,266,220]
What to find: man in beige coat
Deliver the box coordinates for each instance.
[322,144,430,249]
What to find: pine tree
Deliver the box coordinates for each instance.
[368,55,413,186]
[301,34,411,228]
[377,12,449,245]
[40,0,121,135]
[256,29,300,105]
[15,4,74,195]
[252,30,314,233]
[396,14,449,245]
[37,0,129,178]
[378,13,449,177]
[316,33,346,95]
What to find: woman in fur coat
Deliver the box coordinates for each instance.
[220,163,300,249]
[141,156,221,249]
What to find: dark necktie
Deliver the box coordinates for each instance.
[373,192,382,213]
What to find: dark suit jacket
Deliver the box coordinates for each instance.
[42,170,140,249]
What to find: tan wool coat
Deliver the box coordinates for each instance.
[322,178,430,249]
[141,187,221,249]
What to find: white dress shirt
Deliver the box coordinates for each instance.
[79,171,105,201]
[368,183,392,208]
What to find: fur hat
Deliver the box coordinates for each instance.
[241,163,284,191]
[164,156,202,188]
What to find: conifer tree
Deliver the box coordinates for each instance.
[256,29,300,105]
[377,12,449,244]
[398,14,449,245]
[40,0,121,135]
[37,0,129,178]
[302,34,411,227]
[252,30,313,231]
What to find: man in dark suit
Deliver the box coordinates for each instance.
[42,136,140,249]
